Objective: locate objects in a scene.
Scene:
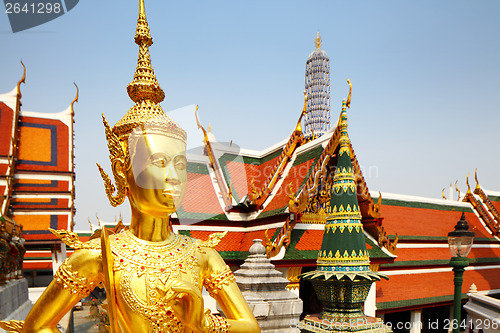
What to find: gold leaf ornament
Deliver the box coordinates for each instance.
[0,319,25,332]
[97,114,128,207]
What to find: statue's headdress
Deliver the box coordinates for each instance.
[98,0,186,206]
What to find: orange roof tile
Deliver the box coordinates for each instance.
[377,268,500,305]
[380,205,492,239]
[225,160,250,200]
[262,159,315,213]
[17,116,70,172]
[181,172,223,215]
[246,156,281,191]
[242,228,278,252]
[295,230,323,251]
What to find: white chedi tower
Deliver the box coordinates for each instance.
[234,239,303,332]
[304,32,331,138]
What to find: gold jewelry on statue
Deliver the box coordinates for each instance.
[0,319,24,332]
[204,265,235,297]
[112,231,200,332]
[49,228,101,250]
[205,310,230,333]
[201,230,228,248]
[54,259,97,299]
[96,114,128,207]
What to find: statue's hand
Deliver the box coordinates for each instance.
[164,280,207,332]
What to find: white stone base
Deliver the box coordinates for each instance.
[0,300,32,333]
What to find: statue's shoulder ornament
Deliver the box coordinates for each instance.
[49,228,101,251]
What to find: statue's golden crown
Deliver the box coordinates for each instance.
[98,0,187,208]
[113,101,187,143]
[111,0,186,143]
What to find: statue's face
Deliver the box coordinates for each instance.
[126,133,187,215]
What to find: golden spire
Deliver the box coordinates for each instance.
[16,61,26,99]
[314,32,322,49]
[112,0,185,142]
[474,168,481,192]
[126,0,165,104]
[346,79,352,109]
[294,90,307,133]
[70,83,79,117]
[455,180,461,201]
[466,174,472,195]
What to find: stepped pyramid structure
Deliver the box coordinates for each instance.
[234,239,302,332]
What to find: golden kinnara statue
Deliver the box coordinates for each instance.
[0,1,259,332]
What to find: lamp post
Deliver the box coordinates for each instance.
[448,212,475,333]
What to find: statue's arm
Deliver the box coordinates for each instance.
[204,249,260,333]
[22,249,103,333]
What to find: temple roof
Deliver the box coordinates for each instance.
[1,68,76,241]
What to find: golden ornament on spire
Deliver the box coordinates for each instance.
[314,32,322,49]
[112,0,186,142]
[474,168,481,192]
[127,0,164,104]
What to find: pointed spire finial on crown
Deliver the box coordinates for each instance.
[111,0,185,142]
[126,0,165,104]
[314,32,322,49]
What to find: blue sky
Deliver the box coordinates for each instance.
[1,1,499,230]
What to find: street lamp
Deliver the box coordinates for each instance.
[448,212,475,333]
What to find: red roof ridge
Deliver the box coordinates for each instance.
[473,170,500,225]
[249,96,307,208]
[195,107,233,210]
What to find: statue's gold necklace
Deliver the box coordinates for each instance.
[111,231,202,332]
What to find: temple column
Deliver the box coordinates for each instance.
[51,242,66,275]
[410,309,422,333]
[364,282,377,317]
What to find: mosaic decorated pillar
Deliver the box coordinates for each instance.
[304,32,331,139]
[300,100,391,333]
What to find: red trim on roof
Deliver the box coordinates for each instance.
[0,102,14,156]
[23,261,52,270]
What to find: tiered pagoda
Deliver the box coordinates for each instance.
[304,32,331,139]
[299,96,390,332]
